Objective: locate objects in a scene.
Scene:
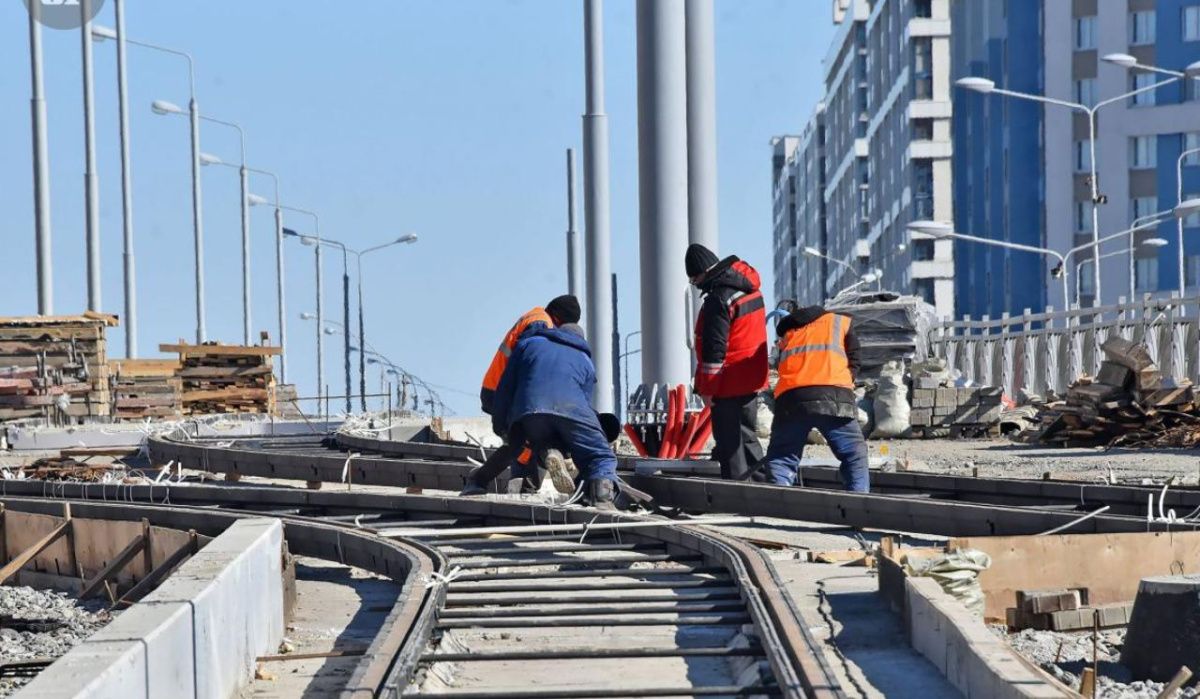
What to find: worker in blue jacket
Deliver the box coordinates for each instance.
[491,323,619,509]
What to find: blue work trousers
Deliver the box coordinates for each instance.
[762,413,870,492]
[511,413,618,483]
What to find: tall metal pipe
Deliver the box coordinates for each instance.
[80,0,101,312]
[635,0,691,387]
[583,0,615,413]
[685,0,718,254]
[274,205,286,381]
[341,255,351,414]
[315,240,324,405]
[114,0,137,355]
[239,165,252,344]
[189,97,206,342]
[566,148,582,298]
[29,5,53,314]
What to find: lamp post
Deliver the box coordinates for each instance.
[277,208,323,404]
[353,236,417,412]
[80,0,101,312]
[29,2,53,314]
[957,74,1179,304]
[1102,55,1200,299]
[1076,239,1169,301]
[158,109,251,344]
[242,185,287,381]
[908,221,1070,308]
[802,246,858,300]
[89,14,136,354]
[121,32,205,341]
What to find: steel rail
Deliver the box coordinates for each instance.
[148,433,1200,537]
[7,446,844,698]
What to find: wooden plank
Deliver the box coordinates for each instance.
[160,343,280,357]
[177,365,273,378]
[108,359,179,376]
[78,532,146,600]
[113,531,198,609]
[0,520,70,585]
[181,388,270,403]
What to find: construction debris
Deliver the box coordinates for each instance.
[108,358,181,422]
[4,457,121,483]
[161,340,280,416]
[1021,338,1198,448]
[0,313,117,424]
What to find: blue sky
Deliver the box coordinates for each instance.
[0,1,834,415]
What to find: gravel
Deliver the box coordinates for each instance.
[0,586,111,697]
[998,626,1200,698]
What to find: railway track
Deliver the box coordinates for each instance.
[149,430,1200,536]
[3,434,843,698]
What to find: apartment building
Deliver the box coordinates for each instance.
[954,0,1200,314]
[771,0,955,318]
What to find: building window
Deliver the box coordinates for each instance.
[1074,78,1097,107]
[912,239,935,261]
[1075,16,1097,50]
[1136,257,1159,291]
[1074,140,1092,173]
[913,0,932,18]
[912,119,933,141]
[1132,196,1159,224]
[1131,73,1157,106]
[1130,135,1157,169]
[1079,262,1096,296]
[1130,10,1157,45]
[913,39,933,99]
[913,278,935,305]
[1186,133,1200,165]
[1187,254,1200,287]
[1186,6,1200,41]
[1076,201,1091,232]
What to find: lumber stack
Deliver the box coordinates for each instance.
[1021,338,1198,448]
[0,313,117,423]
[160,341,280,416]
[108,358,181,421]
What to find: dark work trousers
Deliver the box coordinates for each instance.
[763,412,870,492]
[710,394,766,481]
[470,442,539,489]
[511,413,618,483]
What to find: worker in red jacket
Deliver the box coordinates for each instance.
[686,244,769,480]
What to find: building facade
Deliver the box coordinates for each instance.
[954,0,1200,314]
[771,0,955,318]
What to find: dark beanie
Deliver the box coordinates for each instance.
[546,295,581,324]
[685,243,720,278]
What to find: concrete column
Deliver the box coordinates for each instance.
[636,0,691,387]
[583,0,615,413]
[685,0,718,253]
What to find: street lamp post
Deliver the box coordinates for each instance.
[277,208,323,404]
[105,29,204,341]
[1076,239,1169,301]
[28,3,53,314]
[1102,54,1200,300]
[957,74,1179,304]
[242,183,287,381]
[802,246,858,300]
[353,236,417,412]
[80,0,101,312]
[90,10,136,354]
[160,111,251,344]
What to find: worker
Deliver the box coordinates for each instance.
[491,322,619,509]
[461,295,581,496]
[685,243,769,481]
[761,303,869,492]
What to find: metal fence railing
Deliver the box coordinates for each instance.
[927,293,1200,399]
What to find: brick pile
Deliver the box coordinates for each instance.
[1005,588,1132,632]
[909,383,1003,438]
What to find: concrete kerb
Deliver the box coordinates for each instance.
[905,577,1072,698]
[19,518,285,699]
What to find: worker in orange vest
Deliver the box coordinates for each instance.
[762,303,869,492]
[462,295,582,495]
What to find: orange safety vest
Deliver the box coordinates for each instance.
[774,313,854,397]
[481,307,554,395]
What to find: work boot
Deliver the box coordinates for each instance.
[459,466,488,496]
[583,479,617,511]
[542,448,576,495]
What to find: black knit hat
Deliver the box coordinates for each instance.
[685,243,720,279]
[546,295,581,325]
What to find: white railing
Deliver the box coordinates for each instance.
[928,293,1200,399]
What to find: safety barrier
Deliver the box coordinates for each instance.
[928,294,1200,399]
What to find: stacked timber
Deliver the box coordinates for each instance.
[108,358,181,421]
[0,313,117,423]
[161,341,280,416]
[1021,338,1198,448]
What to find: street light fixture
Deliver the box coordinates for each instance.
[270,207,324,402]
[956,72,1180,303]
